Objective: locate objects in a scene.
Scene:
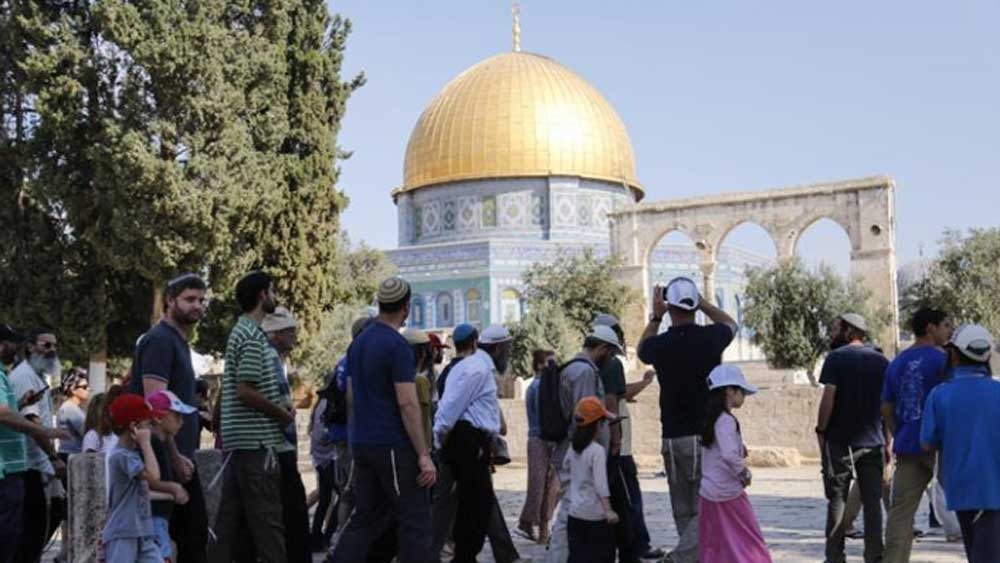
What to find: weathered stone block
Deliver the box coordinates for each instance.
[67,453,106,563]
[746,446,802,468]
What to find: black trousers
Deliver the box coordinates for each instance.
[957,509,1000,563]
[169,467,208,563]
[313,460,337,542]
[822,442,884,563]
[17,469,62,563]
[331,443,433,563]
[443,421,494,563]
[0,474,24,563]
[567,516,616,563]
[607,455,639,563]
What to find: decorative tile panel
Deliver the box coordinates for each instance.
[499,192,529,228]
[423,201,442,235]
[442,201,456,231]
[576,194,593,227]
[457,196,479,231]
[482,196,497,228]
[553,193,575,227]
[531,193,546,226]
[592,196,612,229]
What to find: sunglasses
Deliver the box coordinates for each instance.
[75,384,89,390]
[38,341,57,350]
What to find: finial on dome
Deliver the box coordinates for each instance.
[512,3,521,52]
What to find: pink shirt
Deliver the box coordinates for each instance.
[699,413,747,502]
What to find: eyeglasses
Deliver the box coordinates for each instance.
[38,341,57,350]
[75,384,89,390]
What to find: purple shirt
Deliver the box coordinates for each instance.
[699,413,747,502]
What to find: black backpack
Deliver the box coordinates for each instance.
[320,366,348,426]
[538,358,590,442]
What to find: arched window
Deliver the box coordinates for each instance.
[501,288,522,324]
[411,296,425,329]
[436,292,454,328]
[465,289,482,326]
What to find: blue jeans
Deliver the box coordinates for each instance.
[152,517,172,560]
[331,443,433,563]
[104,537,162,563]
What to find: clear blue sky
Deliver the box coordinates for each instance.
[330,0,998,273]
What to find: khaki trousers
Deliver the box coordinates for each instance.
[883,452,935,563]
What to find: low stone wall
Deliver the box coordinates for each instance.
[67,450,224,563]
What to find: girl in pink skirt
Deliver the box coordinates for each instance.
[698,364,772,563]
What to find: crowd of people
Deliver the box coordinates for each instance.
[0,270,998,563]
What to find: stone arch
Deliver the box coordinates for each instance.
[609,176,899,353]
[795,217,854,276]
[715,220,779,259]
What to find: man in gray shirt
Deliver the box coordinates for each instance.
[547,325,622,563]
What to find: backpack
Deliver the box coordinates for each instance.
[320,364,348,426]
[538,358,591,442]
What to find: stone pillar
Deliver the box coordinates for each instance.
[68,453,106,563]
[851,247,899,355]
[700,259,718,306]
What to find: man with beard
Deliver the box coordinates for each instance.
[210,271,293,563]
[130,272,211,562]
[433,324,511,563]
[815,313,889,563]
[547,325,623,563]
[10,328,67,563]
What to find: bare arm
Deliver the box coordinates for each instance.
[816,384,837,444]
[142,376,167,396]
[395,382,429,458]
[624,370,656,402]
[637,286,667,363]
[699,298,738,333]
[881,402,896,437]
[0,405,63,447]
[136,433,160,483]
[236,382,294,427]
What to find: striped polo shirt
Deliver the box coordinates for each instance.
[0,367,27,478]
[219,315,287,451]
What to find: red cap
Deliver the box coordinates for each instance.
[109,394,167,428]
[428,333,448,349]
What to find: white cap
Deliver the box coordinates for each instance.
[950,324,995,362]
[707,364,758,395]
[402,328,430,345]
[839,313,868,333]
[666,277,700,311]
[261,306,297,333]
[593,313,619,328]
[587,325,623,353]
[479,324,513,344]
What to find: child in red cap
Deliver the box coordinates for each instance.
[101,393,166,562]
[564,396,619,563]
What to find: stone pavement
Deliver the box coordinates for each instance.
[44,464,965,562]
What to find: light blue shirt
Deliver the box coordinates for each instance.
[525,377,541,438]
[102,445,154,541]
[921,365,1000,511]
[433,349,501,448]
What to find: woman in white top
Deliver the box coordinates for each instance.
[698,364,771,563]
[563,396,619,563]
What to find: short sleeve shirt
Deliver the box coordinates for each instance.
[103,445,154,541]
[10,360,54,474]
[819,345,889,447]
[638,323,734,439]
[599,356,627,398]
[347,322,416,447]
[56,401,86,454]
[130,322,200,457]
[563,441,610,521]
[219,316,287,451]
[0,369,27,478]
[880,345,947,455]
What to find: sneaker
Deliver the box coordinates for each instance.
[642,548,666,560]
[845,529,865,539]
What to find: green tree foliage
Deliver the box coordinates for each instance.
[901,228,1000,338]
[0,0,362,366]
[743,258,891,383]
[510,249,636,377]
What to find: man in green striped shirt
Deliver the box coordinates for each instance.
[209,272,293,563]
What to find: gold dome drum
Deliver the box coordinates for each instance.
[399,52,643,200]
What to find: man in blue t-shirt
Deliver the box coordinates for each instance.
[881,308,951,563]
[816,313,889,563]
[921,324,1000,562]
[331,277,437,563]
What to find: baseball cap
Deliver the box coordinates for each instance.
[666,277,700,311]
[949,324,995,363]
[453,323,478,344]
[377,277,410,305]
[261,306,297,333]
[706,364,758,395]
[109,394,167,428]
[839,313,868,333]
[402,328,430,345]
[587,325,623,354]
[427,332,448,349]
[147,390,198,415]
[479,324,512,344]
[593,313,620,328]
[574,396,617,426]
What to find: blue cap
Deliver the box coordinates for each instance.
[453,323,477,344]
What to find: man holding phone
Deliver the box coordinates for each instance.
[637,277,737,563]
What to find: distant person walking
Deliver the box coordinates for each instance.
[921,324,1000,562]
[56,368,89,461]
[517,349,559,545]
[698,365,771,563]
[330,277,437,563]
[882,308,952,563]
[636,277,737,563]
[815,313,889,563]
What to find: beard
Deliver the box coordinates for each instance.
[173,307,203,327]
[0,347,16,365]
[492,352,510,375]
[30,354,60,378]
[830,334,849,350]
[263,296,277,315]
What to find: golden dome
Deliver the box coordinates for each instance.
[398,52,643,200]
